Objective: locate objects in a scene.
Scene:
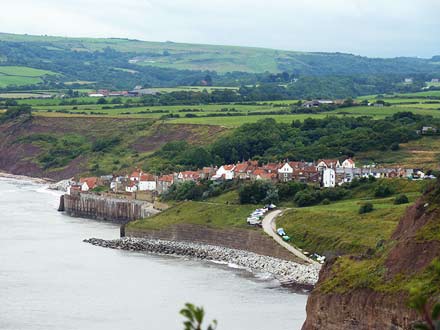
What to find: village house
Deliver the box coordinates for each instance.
[129,169,141,182]
[157,175,174,194]
[177,171,200,182]
[79,177,98,192]
[125,181,138,193]
[213,165,235,180]
[294,166,320,183]
[201,166,217,180]
[322,168,336,188]
[110,176,128,192]
[341,158,356,169]
[302,100,334,108]
[277,161,308,182]
[316,159,341,171]
[138,173,156,191]
[251,169,277,181]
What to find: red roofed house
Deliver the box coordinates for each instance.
[129,169,141,182]
[233,162,250,180]
[263,162,281,173]
[251,169,277,181]
[201,167,217,180]
[213,165,235,180]
[177,171,200,182]
[316,159,341,171]
[139,173,157,191]
[79,177,98,192]
[341,158,356,169]
[157,175,174,194]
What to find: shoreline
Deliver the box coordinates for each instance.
[84,237,320,291]
[0,171,53,184]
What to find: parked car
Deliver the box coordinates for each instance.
[247,218,262,226]
[277,228,286,236]
[282,235,291,242]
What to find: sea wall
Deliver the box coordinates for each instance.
[125,223,303,262]
[84,237,320,289]
[60,193,158,223]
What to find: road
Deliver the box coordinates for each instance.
[262,209,318,265]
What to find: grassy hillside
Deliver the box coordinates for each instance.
[277,180,425,256]
[0,32,439,85]
[0,65,56,88]
[127,200,256,231]
[0,115,227,179]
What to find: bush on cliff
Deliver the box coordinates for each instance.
[394,194,409,205]
[0,105,32,123]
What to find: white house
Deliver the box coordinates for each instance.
[341,158,356,169]
[322,168,336,188]
[125,182,138,193]
[316,159,341,171]
[213,165,235,180]
[138,174,156,191]
[278,162,293,182]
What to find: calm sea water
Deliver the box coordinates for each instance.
[0,178,307,330]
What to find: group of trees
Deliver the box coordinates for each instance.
[143,113,438,174]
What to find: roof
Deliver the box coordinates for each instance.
[223,165,235,171]
[318,159,339,166]
[288,161,306,168]
[158,175,174,183]
[234,163,249,172]
[130,170,140,178]
[140,174,155,182]
[343,158,355,165]
[263,163,281,171]
[180,171,200,179]
[79,177,98,189]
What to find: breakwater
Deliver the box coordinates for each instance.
[84,237,320,289]
[59,193,158,223]
[125,223,302,262]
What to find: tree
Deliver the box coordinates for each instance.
[180,303,217,330]
[97,97,107,104]
[394,194,409,205]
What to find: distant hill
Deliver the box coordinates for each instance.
[0,32,439,90]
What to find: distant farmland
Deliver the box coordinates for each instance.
[0,66,56,88]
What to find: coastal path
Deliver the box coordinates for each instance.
[262,210,319,265]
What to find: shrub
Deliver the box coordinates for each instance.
[394,194,409,205]
[374,184,394,198]
[390,142,400,151]
[359,202,374,214]
[294,190,320,207]
[322,198,331,205]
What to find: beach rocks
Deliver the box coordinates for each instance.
[84,237,321,288]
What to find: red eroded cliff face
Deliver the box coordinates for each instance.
[302,186,440,330]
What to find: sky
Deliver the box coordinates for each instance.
[0,0,439,58]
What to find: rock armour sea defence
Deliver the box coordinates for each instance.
[84,237,320,289]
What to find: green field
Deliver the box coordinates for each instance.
[0,66,56,88]
[127,200,256,231]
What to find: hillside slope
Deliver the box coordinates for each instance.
[0,32,439,89]
[302,182,440,330]
[0,115,226,180]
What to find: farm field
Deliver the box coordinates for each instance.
[0,66,56,88]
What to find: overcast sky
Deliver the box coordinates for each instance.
[1,0,439,58]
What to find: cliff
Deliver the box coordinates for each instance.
[302,182,440,330]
